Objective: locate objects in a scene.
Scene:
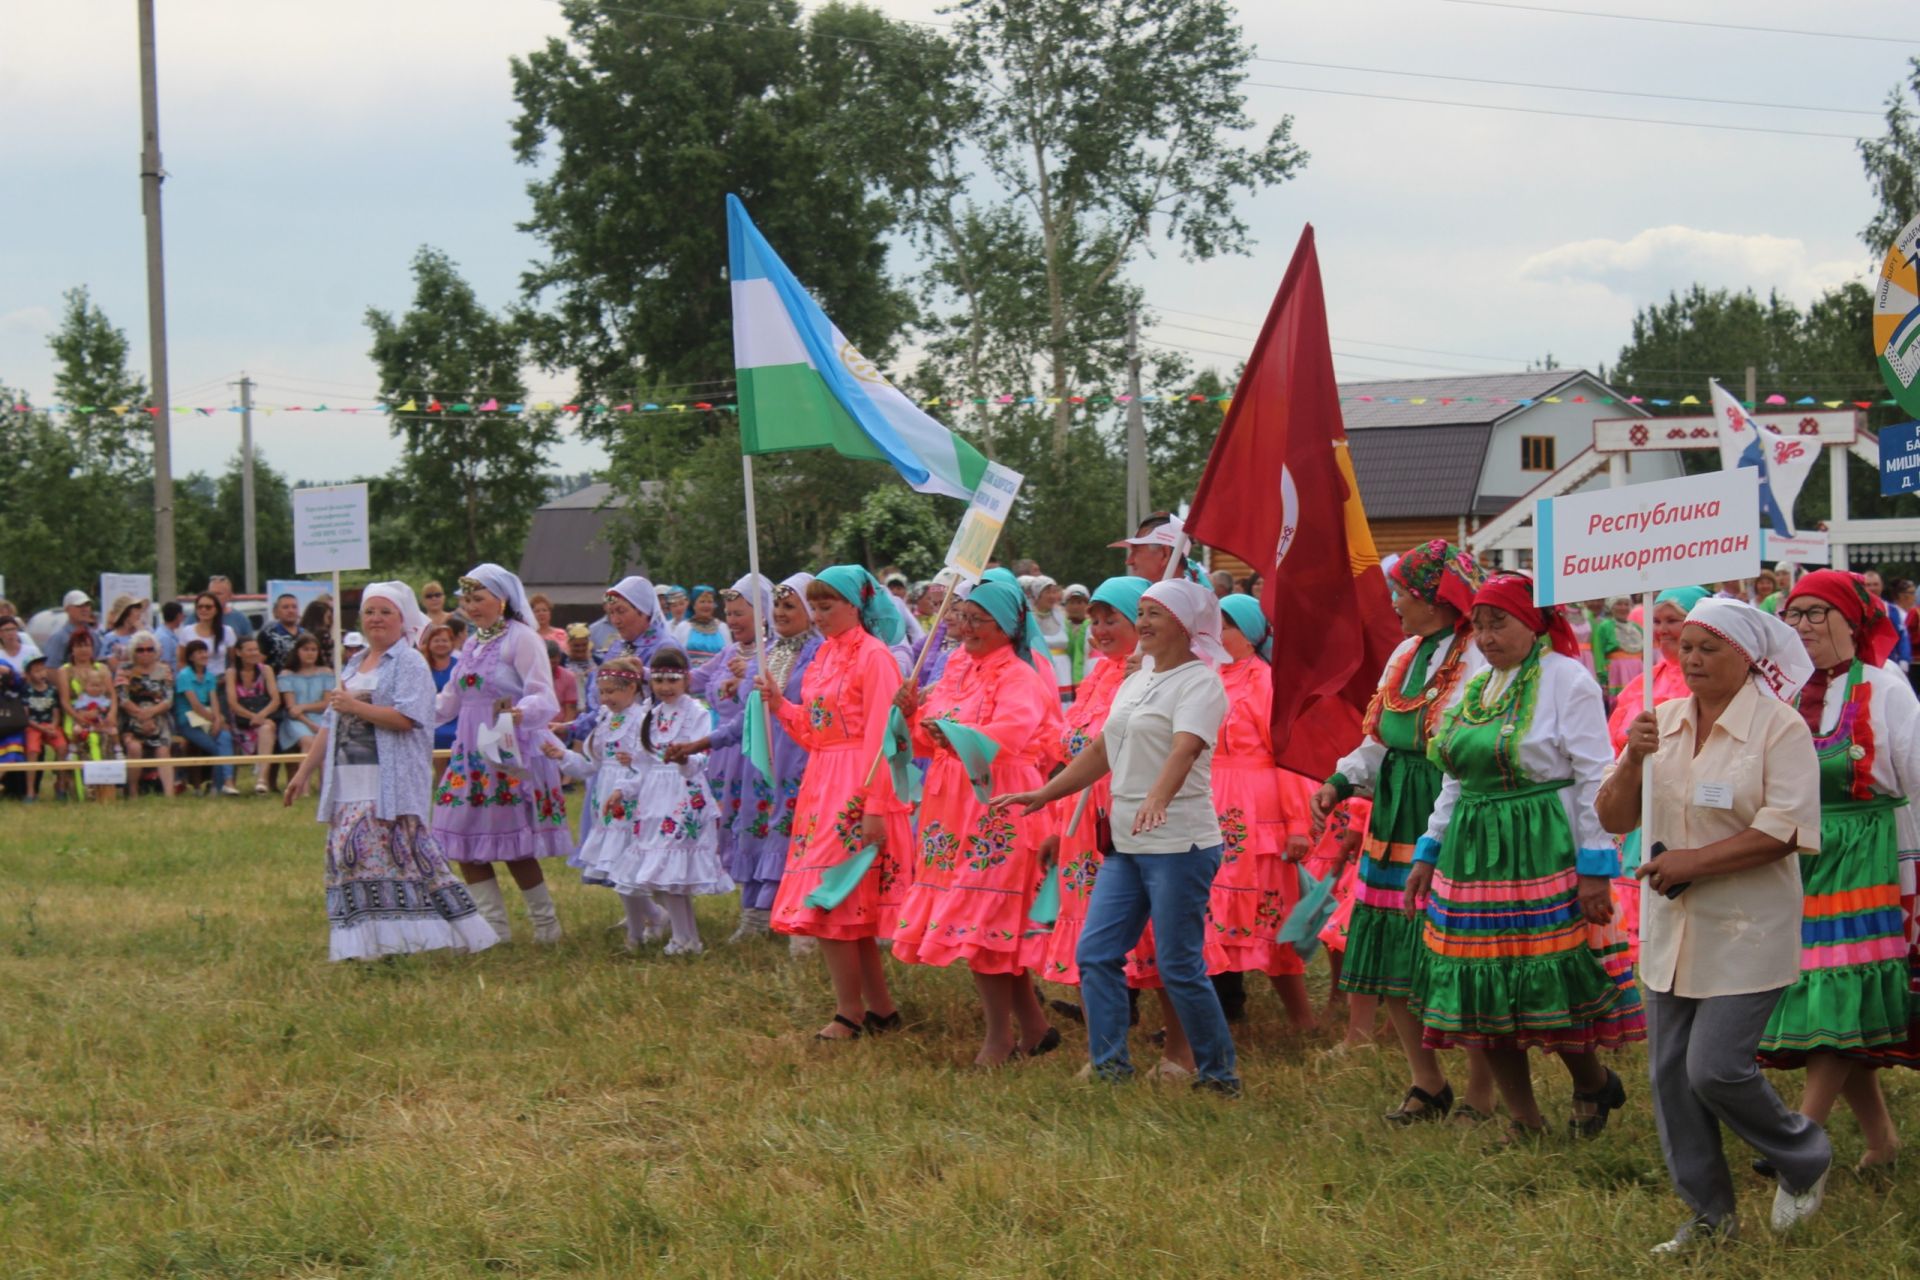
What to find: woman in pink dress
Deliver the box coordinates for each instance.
[757,566,913,1041]
[892,578,1067,1065]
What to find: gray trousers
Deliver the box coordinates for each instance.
[1646,986,1832,1222]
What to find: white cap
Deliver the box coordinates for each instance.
[62,590,91,607]
[343,631,366,648]
[1062,582,1091,600]
[1108,515,1185,549]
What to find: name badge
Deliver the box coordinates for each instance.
[1693,781,1734,810]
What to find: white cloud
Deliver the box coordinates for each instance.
[1519,226,1866,305]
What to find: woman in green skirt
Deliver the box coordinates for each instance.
[1313,539,1494,1123]
[1405,574,1647,1140]
[1760,570,1920,1172]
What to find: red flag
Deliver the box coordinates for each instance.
[1186,225,1401,779]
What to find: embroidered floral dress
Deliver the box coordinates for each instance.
[1760,660,1920,1066]
[1410,641,1646,1052]
[597,694,732,897]
[707,632,822,911]
[691,640,752,868]
[1026,654,1126,984]
[1203,656,1318,978]
[554,704,649,887]
[892,644,1066,974]
[431,622,570,861]
[770,627,912,941]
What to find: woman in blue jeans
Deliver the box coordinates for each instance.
[995,579,1239,1094]
[173,639,236,794]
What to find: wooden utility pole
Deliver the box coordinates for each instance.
[138,0,177,600]
[1125,310,1150,531]
[239,374,258,594]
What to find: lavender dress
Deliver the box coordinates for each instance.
[431,622,571,861]
[691,639,751,868]
[708,632,821,910]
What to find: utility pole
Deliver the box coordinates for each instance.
[138,0,177,601]
[238,374,258,594]
[1745,364,1758,409]
[1124,309,1150,532]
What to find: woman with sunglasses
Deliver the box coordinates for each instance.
[117,630,175,796]
[420,581,451,629]
[1755,570,1920,1174]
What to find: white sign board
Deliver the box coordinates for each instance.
[81,760,127,786]
[98,574,154,618]
[943,462,1024,583]
[265,578,334,613]
[1594,409,1859,454]
[292,484,370,575]
[1759,529,1831,566]
[1535,469,1760,606]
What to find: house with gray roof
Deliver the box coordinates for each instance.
[517,481,654,615]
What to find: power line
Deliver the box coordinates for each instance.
[1439,0,1920,45]
[1253,55,1878,117]
[1154,319,1537,366]
[1245,80,1867,141]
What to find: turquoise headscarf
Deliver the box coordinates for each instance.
[813,565,904,645]
[1089,576,1148,624]
[966,578,1051,670]
[1655,585,1711,614]
[981,566,1019,590]
[1219,594,1273,662]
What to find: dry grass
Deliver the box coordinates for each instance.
[1,800,1917,1277]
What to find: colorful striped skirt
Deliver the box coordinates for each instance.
[1411,782,1646,1053]
[1339,748,1443,999]
[1760,798,1913,1067]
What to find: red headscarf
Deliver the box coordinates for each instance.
[1471,574,1580,660]
[1787,570,1898,667]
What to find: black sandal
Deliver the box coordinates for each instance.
[1569,1067,1626,1137]
[814,1014,864,1041]
[1384,1082,1454,1125]
[1048,999,1086,1024]
[1021,1027,1063,1059]
[862,1009,903,1034]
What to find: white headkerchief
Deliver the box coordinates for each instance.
[1142,579,1230,668]
[606,575,658,619]
[361,580,428,648]
[728,572,774,626]
[776,571,814,598]
[463,564,533,630]
[1018,573,1057,606]
[1685,597,1814,701]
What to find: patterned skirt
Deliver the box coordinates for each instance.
[1410,784,1645,1052]
[326,804,498,962]
[1340,749,1443,999]
[1760,800,1912,1067]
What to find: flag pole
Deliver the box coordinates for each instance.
[861,585,959,789]
[742,453,775,758]
[1639,587,1655,870]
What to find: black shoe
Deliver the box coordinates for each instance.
[1048,999,1086,1024]
[1192,1076,1244,1099]
[1752,1156,1778,1179]
[1383,1082,1454,1125]
[1569,1067,1627,1137]
[814,1014,864,1041]
[1020,1026,1063,1059]
[862,1009,903,1035]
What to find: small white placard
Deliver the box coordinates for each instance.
[1693,781,1734,810]
[99,573,154,617]
[943,462,1024,583]
[292,483,371,575]
[82,760,127,786]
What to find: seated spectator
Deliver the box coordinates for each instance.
[222,635,280,794]
[21,658,67,801]
[154,601,185,668]
[0,659,26,792]
[117,631,175,797]
[530,593,568,646]
[297,598,335,670]
[207,575,254,640]
[277,631,336,758]
[257,593,303,670]
[58,631,117,762]
[0,613,44,676]
[180,593,237,676]
[43,590,102,668]
[174,640,237,795]
[99,595,149,668]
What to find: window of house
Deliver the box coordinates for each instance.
[1521,435,1556,472]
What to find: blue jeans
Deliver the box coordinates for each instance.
[178,724,234,787]
[1076,844,1238,1087]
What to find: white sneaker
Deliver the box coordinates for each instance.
[1651,1214,1737,1255]
[1770,1167,1829,1233]
[662,939,704,957]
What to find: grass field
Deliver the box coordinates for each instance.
[4,800,1919,1278]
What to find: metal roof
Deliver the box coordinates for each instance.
[517,483,648,591]
[1346,424,1492,520]
[1338,371,1590,430]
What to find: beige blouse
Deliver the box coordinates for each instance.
[1603,681,1821,998]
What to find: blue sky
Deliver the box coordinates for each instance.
[3,0,1910,482]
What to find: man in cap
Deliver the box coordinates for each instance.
[43,590,102,668]
[1111,511,1205,583]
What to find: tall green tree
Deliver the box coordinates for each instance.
[175,451,295,589]
[48,286,150,483]
[1860,57,1920,253]
[366,247,561,570]
[828,487,951,580]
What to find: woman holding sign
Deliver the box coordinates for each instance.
[891,578,1067,1065]
[1757,570,1920,1174]
[1403,574,1645,1141]
[756,566,911,1041]
[432,563,572,945]
[1312,540,1491,1123]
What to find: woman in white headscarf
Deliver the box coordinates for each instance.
[1021,574,1072,697]
[431,563,572,944]
[684,572,773,928]
[285,582,497,961]
[1597,598,1830,1251]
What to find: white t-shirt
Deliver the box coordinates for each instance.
[1103,658,1229,854]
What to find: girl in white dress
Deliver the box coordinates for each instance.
[598,647,732,954]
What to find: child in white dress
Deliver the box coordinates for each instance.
[601,647,731,954]
[541,658,669,949]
